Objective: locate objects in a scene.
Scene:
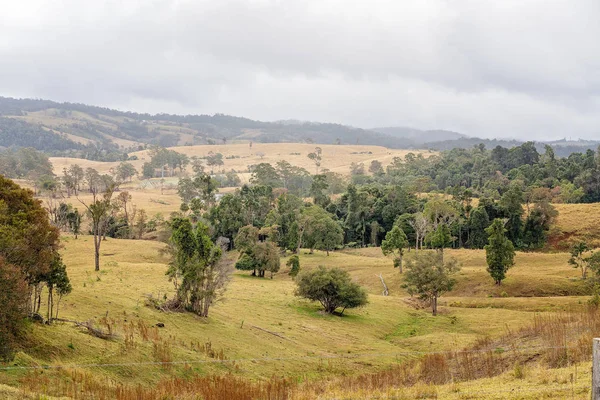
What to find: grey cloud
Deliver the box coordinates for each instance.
[1,0,599,139]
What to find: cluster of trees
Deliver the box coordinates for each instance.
[142,146,189,178]
[206,179,556,266]
[0,176,71,359]
[357,142,600,204]
[0,147,55,190]
[250,161,347,198]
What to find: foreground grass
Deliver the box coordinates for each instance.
[0,237,592,398]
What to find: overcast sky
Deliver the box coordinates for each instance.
[1,0,599,140]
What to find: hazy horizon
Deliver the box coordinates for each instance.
[2,1,599,141]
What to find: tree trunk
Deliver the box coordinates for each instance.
[398,253,403,273]
[47,287,52,322]
[94,229,101,271]
[432,294,438,316]
[415,233,419,254]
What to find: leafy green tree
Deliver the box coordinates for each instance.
[250,163,282,187]
[79,183,117,271]
[206,152,224,173]
[275,161,311,196]
[0,176,67,359]
[426,224,452,263]
[0,258,28,360]
[310,174,330,208]
[369,160,384,175]
[523,201,557,249]
[66,208,81,239]
[142,162,155,179]
[381,225,408,272]
[234,225,280,278]
[295,266,367,315]
[287,255,300,277]
[466,206,490,248]
[350,162,365,176]
[167,218,230,317]
[484,219,516,285]
[499,186,524,247]
[403,252,460,316]
[116,162,137,182]
[298,205,343,255]
[44,255,72,321]
[569,242,591,279]
[178,173,219,215]
[307,147,323,174]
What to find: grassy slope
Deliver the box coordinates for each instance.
[550,203,600,250]
[0,237,589,397]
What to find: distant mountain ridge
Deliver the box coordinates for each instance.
[0,96,598,159]
[0,97,417,154]
[371,127,467,145]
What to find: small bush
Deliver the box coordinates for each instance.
[295,266,368,315]
[286,255,300,277]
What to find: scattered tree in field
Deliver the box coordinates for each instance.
[116,162,137,182]
[84,167,101,193]
[234,225,281,278]
[484,219,516,285]
[206,152,224,173]
[167,218,231,317]
[369,160,384,175]
[142,162,155,179]
[61,164,85,196]
[381,225,408,272]
[585,251,600,280]
[135,209,148,239]
[403,252,459,316]
[147,146,189,176]
[287,255,300,277]
[114,191,134,227]
[66,208,81,239]
[44,256,72,321]
[307,147,323,174]
[569,242,591,279]
[350,162,365,176]
[78,183,118,271]
[295,266,368,315]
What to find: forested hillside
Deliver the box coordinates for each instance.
[0,97,416,155]
[2,97,600,161]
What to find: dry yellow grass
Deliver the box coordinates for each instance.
[49,157,145,176]
[130,143,435,176]
[0,236,592,398]
[551,203,600,249]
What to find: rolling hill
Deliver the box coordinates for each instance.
[0,97,419,154]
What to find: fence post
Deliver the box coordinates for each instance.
[593,338,600,399]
